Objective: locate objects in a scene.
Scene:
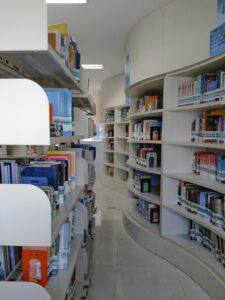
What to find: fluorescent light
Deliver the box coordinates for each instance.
[82,64,104,70]
[47,0,87,4]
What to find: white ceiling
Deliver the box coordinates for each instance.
[47,0,172,89]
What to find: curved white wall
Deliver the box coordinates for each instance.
[126,0,217,84]
[102,73,125,109]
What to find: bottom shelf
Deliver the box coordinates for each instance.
[46,234,83,300]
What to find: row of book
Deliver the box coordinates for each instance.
[105,126,114,138]
[135,145,161,168]
[136,198,160,224]
[107,153,114,164]
[0,246,22,281]
[48,23,81,81]
[193,151,225,184]
[131,119,162,141]
[178,181,224,229]
[136,96,161,113]
[189,221,225,267]
[191,111,225,144]
[106,166,114,177]
[105,113,115,123]
[120,107,130,122]
[106,140,114,150]
[133,170,160,193]
[177,71,225,106]
[45,88,73,137]
[0,150,77,214]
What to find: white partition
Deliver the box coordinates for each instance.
[0,0,47,51]
[0,79,50,145]
[0,185,51,246]
[0,282,51,300]
[75,157,88,185]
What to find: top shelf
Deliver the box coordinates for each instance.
[125,74,164,98]
[72,93,96,115]
[0,46,83,92]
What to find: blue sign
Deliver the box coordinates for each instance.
[210,22,225,57]
[218,0,225,25]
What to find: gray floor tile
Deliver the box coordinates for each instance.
[90,238,118,266]
[115,266,186,300]
[176,269,211,300]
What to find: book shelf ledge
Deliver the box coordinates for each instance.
[51,185,84,241]
[165,99,225,112]
[115,136,129,139]
[104,137,115,139]
[127,159,161,175]
[125,74,164,98]
[104,162,114,167]
[128,139,162,145]
[115,121,129,125]
[164,141,225,149]
[0,46,83,92]
[164,234,225,285]
[115,150,129,155]
[50,136,84,145]
[130,109,163,120]
[46,235,83,300]
[164,203,225,240]
[104,149,115,153]
[164,172,225,194]
[114,164,129,172]
[127,180,160,205]
[126,198,160,235]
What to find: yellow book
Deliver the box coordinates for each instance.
[48,23,67,35]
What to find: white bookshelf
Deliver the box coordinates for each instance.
[123,52,225,298]
[103,105,130,184]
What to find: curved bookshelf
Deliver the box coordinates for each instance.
[127,159,161,175]
[128,139,162,144]
[125,74,164,98]
[164,203,225,240]
[127,180,160,205]
[166,99,225,112]
[164,172,225,194]
[165,140,225,150]
[130,109,163,120]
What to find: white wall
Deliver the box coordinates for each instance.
[126,0,217,84]
[101,73,125,110]
[90,89,103,123]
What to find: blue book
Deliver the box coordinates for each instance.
[21,165,58,189]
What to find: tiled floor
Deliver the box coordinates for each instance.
[88,180,211,300]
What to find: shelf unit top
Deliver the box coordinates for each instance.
[127,159,161,175]
[46,234,83,300]
[168,51,225,78]
[164,203,225,240]
[51,185,83,241]
[165,141,225,150]
[127,180,160,205]
[50,135,84,145]
[164,172,225,194]
[125,74,164,98]
[72,92,96,115]
[0,46,83,92]
[129,139,162,145]
[130,109,163,120]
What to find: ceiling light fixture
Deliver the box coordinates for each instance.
[82,64,104,70]
[46,0,87,4]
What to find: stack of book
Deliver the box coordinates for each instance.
[133,170,160,193]
[136,96,161,112]
[136,198,160,223]
[177,71,225,106]
[191,111,225,144]
[132,119,162,141]
[120,107,130,121]
[48,23,81,80]
[135,145,161,168]
[178,181,224,229]
[105,113,115,123]
[189,221,225,267]
[0,246,22,281]
[45,88,73,137]
[193,152,225,184]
